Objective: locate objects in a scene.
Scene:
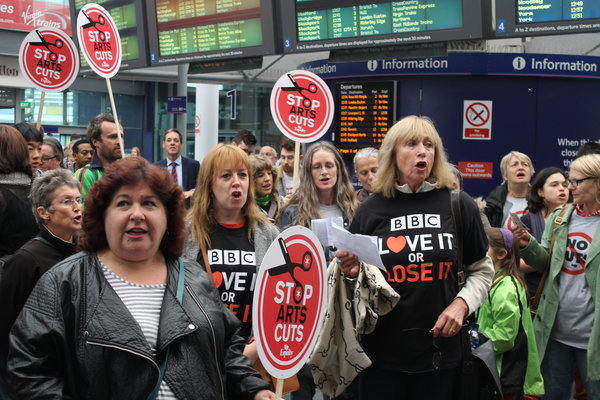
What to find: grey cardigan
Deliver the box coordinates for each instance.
[183,220,280,267]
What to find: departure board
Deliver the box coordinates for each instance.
[495,1,600,37]
[335,82,395,158]
[146,0,276,65]
[517,0,600,23]
[297,0,462,42]
[70,0,149,71]
[280,0,483,52]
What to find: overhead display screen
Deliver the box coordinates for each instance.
[281,0,483,52]
[495,1,600,37]
[70,0,149,71]
[335,81,395,158]
[146,0,276,66]
[517,0,600,23]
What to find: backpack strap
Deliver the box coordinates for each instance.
[530,204,571,312]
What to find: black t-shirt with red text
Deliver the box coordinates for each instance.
[197,223,256,339]
[349,188,487,372]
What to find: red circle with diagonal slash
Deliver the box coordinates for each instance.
[19,28,79,92]
[465,102,490,127]
[253,227,327,379]
[77,3,121,78]
[270,70,334,143]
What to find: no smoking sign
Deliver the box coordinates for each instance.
[463,100,492,140]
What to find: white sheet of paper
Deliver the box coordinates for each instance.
[310,217,344,248]
[329,222,386,271]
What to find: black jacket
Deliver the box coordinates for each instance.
[484,182,508,228]
[155,156,200,191]
[7,252,268,399]
[0,225,77,359]
[0,184,37,257]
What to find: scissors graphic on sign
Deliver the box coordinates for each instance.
[281,73,318,108]
[30,30,63,62]
[81,10,107,41]
[268,238,313,304]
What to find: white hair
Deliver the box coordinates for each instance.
[353,147,378,168]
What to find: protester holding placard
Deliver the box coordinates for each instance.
[7,157,276,400]
[277,138,300,197]
[75,113,121,198]
[277,141,358,233]
[337,115,494,400]
[185,144,279,355]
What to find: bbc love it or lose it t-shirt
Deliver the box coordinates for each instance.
[197,223,256,339]
[350,189,488,372]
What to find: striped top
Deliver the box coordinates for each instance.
[101,263,178,400]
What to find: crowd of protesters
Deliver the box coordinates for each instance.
[0,114,599,400]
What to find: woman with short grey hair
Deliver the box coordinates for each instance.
[485,150,535,227]
[0,168,81,387]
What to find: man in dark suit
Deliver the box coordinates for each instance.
[155,129,200,202]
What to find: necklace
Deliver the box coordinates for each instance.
[575,203,600,217]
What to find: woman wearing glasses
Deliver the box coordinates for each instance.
[337,116,494,399]
[513,154,600,400]
[0,169,81,398]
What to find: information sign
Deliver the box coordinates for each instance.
[253,226,327,379]
[334,81,394,158]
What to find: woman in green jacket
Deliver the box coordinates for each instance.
[513,154,600,400]
[478,228,544,399]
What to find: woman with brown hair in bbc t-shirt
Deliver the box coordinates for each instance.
[337,115,494,400]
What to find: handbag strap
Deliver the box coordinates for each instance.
[530,205,571,311]
[450,189,466,288]
[147,258,186,400]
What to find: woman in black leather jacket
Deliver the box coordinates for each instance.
[7,157,275,400]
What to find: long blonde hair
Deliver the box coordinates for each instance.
[280,141,357,227]
[373,115,455,198]
[187,144,269,249]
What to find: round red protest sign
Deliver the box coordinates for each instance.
[76,3,121,78]
[270,70,334,143]
[253,226,327,379]
[19,27,79,92]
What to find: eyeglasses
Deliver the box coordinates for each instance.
[41,155,57,162]
[56,197,83,207]
[399,328,442,371]
[567,177,596,187]
[78,150,93,155]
